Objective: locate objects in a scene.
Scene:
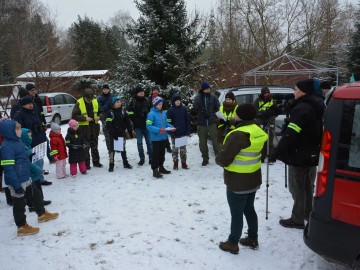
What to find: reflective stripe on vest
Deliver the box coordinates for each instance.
[258,99,274,111]
[77,98,99,126]
[218,105,238,130]
[224,124,268,173]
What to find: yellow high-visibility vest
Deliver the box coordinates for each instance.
[224,124,268,173]
[218,105,238,130]
[77,97,99,126]
[258,99,274,111]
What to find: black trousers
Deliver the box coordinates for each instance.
[12,183,45,227]
[151,140,167,170]
[85,138,100,166]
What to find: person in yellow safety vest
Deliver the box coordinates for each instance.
[71,87,104,170]
[216,103,268,254]
[253,86,280,163]
[215,91,238,144]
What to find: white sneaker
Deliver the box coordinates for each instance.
[71,174,77,178]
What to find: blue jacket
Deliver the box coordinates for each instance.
[20,128,43,182]
[146,107,173,141]
[97,92,113,120]
[0,120,30,190]
[167,94,191,137]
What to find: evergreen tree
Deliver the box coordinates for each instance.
[115,0,206,100]
[347,7,360,80]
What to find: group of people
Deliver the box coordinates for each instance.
[1,79,326,254]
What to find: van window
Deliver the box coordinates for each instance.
[336,100,360,172]
[64,94,76,104]
[235,94,251,104]
[54,95,64,105]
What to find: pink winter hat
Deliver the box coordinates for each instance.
[68,119,78,128]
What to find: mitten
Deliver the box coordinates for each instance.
[159,128,165,134]
[53,156,59,161]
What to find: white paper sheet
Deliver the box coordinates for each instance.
[215,111,226,120]
[114,137,124,151]
[175,136,187,148]
[32,142,47,163]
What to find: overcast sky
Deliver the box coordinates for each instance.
[40,0,215,29]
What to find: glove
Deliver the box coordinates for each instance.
[171,128,176,132]
[159,128,165,134]
[219,119,227,125]
[53,156,59,161]
[15,187,25,195]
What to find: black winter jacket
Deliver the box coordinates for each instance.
[65,128,87,164]
[275,94,324,167]
[193,92,220,126]
[105,107,133,139]
[127,96,151,129]
[166,94,191,137]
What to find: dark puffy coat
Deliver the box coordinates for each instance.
[71,97,104,140]
[127,96,151,129]
[14,107,47,147]
[166,94,191,137]
[0,120,30,190]
[105,106,133,139]
[193,92,220,126]
[276,94,324,167]
[65,128,87,164]
[49,130,68,160]
[97,92,113,120]
[33,94,46,125]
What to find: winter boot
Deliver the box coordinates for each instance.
[153,169,163,179]
[123,161,133,169]
[219,241,239,254]
[93,162,103,168]
[109,163,114,172]
[38,211,59,223]
[138,159,145,166]
[17,223,40,236]
[159,166,171,174]
[173,161,178,170]
[166,146,172,153]
[181,161,189,169]
[239,237,259,250]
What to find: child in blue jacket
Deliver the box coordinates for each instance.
[0,120,59,236]
[146,96,175,178]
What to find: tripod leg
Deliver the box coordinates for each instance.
[285,164,288,188]
[266,127,270,220]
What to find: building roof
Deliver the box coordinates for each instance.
[16,70,110,79]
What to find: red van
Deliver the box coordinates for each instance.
[304,82,360,268]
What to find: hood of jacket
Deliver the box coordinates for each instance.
[0,120,18,141]
[20,128,32,146]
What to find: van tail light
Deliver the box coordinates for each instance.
[45,96,52,113]
[315,129,332,197]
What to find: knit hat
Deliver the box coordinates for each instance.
[152,96,163,107]
[236,103,257,120]
[102,84,109,89]
[134,85,144,94]
[18,87,28,98]
[21,96,33,106]
[296,79,314,95]
[261,86,270,94]
[50,122,61,132]
[84,88,94,98]
[201,82,211,91]
[225,92,235,101]
[152,85,160,92]
[68,119,78,128]
[320,81,331,90]
[112,96,121,104]
[25,83,36,91]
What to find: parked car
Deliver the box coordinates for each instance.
[38,92,77,125]
[304,82,360,268]
[215,85,295,138]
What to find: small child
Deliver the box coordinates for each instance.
[65,119,87,177]
[49,122,68,179]
[146,96,175,178]
[0,120,59,236]
[20,128,51,211]
[166,93,191,170]
[105,96,133,172]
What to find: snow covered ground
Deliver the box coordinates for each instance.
[0,125,352,270]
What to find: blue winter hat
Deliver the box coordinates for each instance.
[152,96,163,107]
[201,82,211,91]
[112,96,121,104]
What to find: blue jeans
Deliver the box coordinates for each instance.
[226,190,258,244]
[135,128,152,161]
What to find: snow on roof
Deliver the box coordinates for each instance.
[16,70,110,79]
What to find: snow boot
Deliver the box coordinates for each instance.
[109,163,114,172]
[138,159,145,166]
[159,166,171,174]
[239,237,259,250]
[38,211,59,223]
[123,161,133,169]
[153,169,163,179]
[219,241,239,254]
[181,161,189,169]
[173,161,178,170]
[17,223,40,236]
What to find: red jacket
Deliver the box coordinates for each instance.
[49,130,68,160]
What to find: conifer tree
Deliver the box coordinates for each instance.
[348,8,360,80]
